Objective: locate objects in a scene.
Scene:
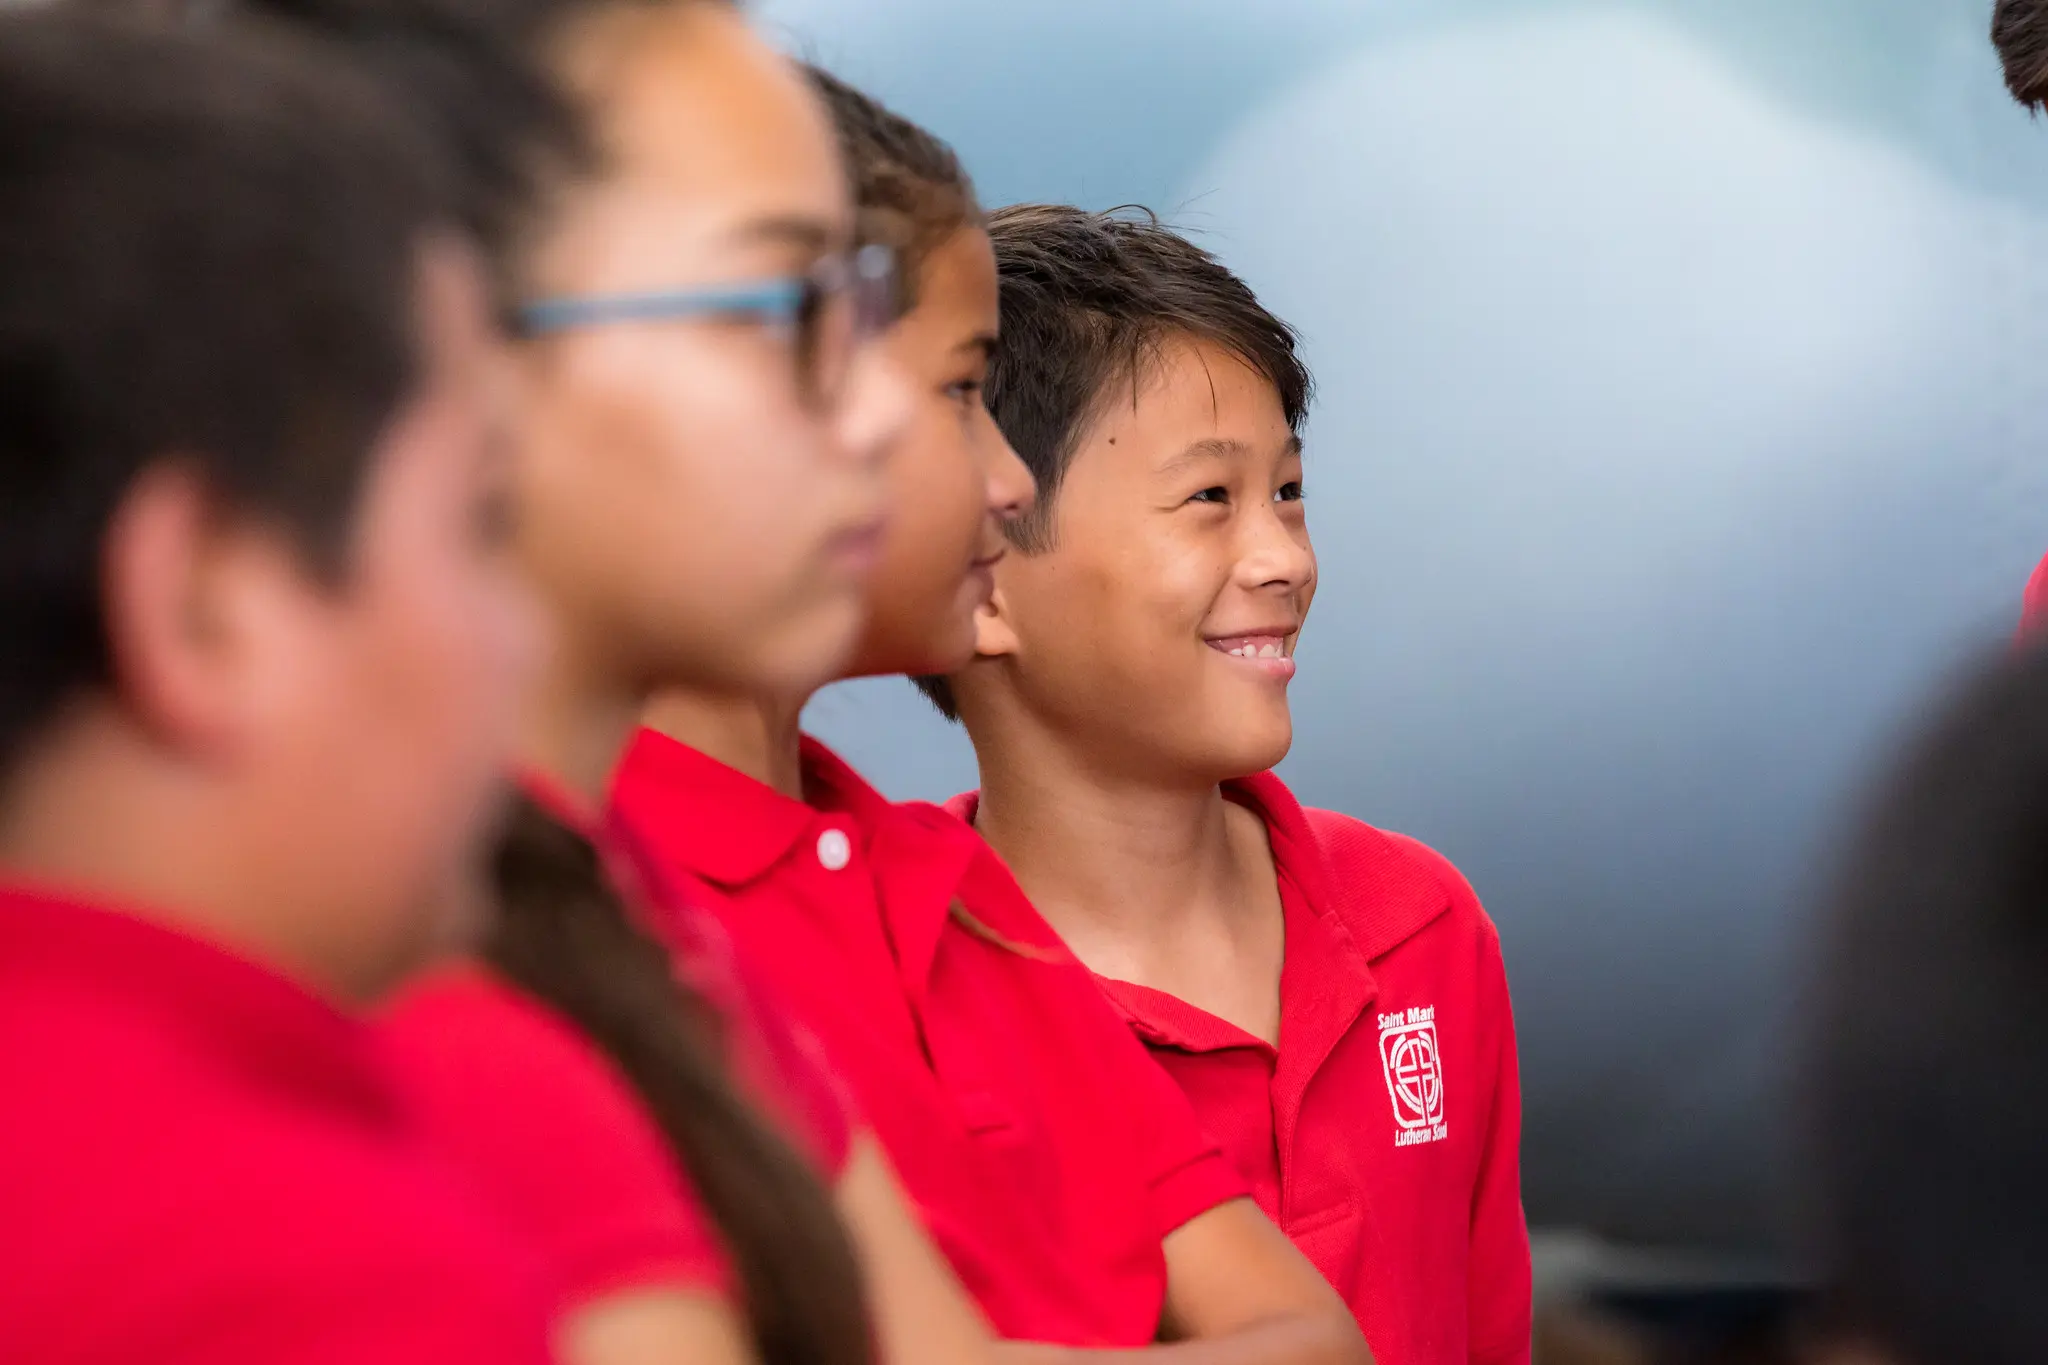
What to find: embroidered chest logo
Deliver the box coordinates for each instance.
[1378,1005,1447,1146]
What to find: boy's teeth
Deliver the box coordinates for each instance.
[1258,642,1281,659]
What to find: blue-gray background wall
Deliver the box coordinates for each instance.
[761,0,2048,1255]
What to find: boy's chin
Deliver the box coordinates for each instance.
[1184,714,1294,783]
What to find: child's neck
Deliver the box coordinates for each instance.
[518,648,646,807]
[971,733,1286,1043]
[0,711,409,1005]
[642,687,809,801]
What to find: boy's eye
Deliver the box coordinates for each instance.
[1276,481,1306,503]
[1188,486,1230,506]
[944,378,983,405]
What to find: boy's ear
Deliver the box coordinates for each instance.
[102,461,285,762]
[971,583,1020,660]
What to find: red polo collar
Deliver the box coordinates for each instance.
[949,773,1451,963]
[610,730,1062,1010]
[606,732,820,890]
[945,771,1453,1075]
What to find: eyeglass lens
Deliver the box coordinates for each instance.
[797,243,903,408]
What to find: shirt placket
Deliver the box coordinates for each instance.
[1271,876,1379,1229]
[789,813,930,1061]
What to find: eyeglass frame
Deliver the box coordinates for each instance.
[513,242,903,404]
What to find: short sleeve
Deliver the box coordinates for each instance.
[380,965,732,1306]
[1118,1019,1252,1239]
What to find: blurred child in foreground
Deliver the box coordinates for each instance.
[1803,643,2048,1365]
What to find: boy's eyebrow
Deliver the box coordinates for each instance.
[1156,434,1304,474]
[955,333,996,359]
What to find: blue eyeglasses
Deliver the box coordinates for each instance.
[517,243,902,404]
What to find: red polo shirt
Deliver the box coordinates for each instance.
[381,964,735,1306]
[0,880,553,1365]
[609,729,1250,1347]
[379,776,853,1316]
[950,775,1533,1365]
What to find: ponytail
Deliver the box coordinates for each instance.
[483,793,874,1365]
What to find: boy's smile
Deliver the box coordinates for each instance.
[981,333,1315,782]
[1205,630,1299,680]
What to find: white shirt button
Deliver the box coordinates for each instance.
[815,828,852,872]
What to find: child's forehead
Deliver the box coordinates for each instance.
[1073,336,1296,466]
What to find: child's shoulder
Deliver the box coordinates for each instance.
[1276,791,1501,965]
[1300,804,1483,910]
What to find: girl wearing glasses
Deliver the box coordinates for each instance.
[228,0,1009,1363]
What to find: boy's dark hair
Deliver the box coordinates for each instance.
[1994,0,2048,111]
[801,64,977,301]
[916,203,1312,719]
[986,204,1312,551]
[190,0,589,309]
[0,5,451,781]
[1803,642,2048,1365]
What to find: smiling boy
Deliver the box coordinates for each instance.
[936,205,1532,1365]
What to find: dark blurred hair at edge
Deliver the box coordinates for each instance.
[915,202,1312,720]
[0,5,447,781]
[78,0,587,314]
[1994,0,2048,112]
[1802,640,2048,1365]
[114,1,873,1360]
[801,63,978,305]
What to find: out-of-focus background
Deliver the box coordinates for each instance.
[770,0,2048,1348]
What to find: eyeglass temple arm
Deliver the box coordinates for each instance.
[517,279,807,337]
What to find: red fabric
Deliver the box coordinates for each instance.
[600,795,856,1181]
[382,965,733,1305]
[0,881,554,1365]
[2021,552,2048,640]
[609,729,1250,1347]
[378,772,855,1317]
[949,775,1534,1365]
